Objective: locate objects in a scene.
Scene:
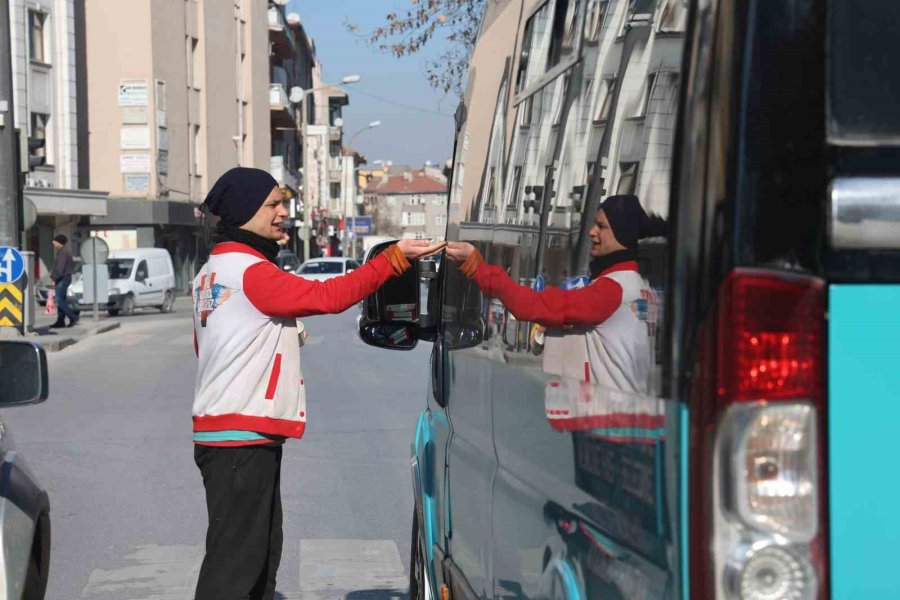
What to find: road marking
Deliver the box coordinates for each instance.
[79,544,203,599]
[299,539,408,600]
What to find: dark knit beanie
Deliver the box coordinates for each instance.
[53,234,67,245]
[600,194,667,249]
[203,167,278,227]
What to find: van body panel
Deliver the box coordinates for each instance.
[829,284,900,599]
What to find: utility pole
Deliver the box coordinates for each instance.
[0,0,21,248]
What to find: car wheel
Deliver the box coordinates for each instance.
[107,309,120,317]
[160,290,175,313]
[409,510,426,600]
[122,294,136,316]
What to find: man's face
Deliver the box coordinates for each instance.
[241,186,288,240]
[588,209,626,257]
[52,241,62,250]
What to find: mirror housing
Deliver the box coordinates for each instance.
[358,240,430,351]
[0,341,49,407]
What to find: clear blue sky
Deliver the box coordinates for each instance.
[288,0,458,168]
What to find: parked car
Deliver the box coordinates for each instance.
[69,248,177,316]
[0,340,51,599]
[296,257,361,282]
[358,1,900,599]
[275,250,301,273]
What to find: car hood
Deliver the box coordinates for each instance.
[296,273,342,282]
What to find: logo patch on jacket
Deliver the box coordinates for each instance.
[195,272,236,327]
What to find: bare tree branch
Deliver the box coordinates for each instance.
[346,0,485,97]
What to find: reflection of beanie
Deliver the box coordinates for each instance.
[202,167,278,227]
[53,234,67,245]
[600,194,667,248]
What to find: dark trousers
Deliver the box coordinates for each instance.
[194,445,283,600]
[54,276,78,323]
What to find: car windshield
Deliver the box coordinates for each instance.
[107,259,134,279]
[299,261,343,275]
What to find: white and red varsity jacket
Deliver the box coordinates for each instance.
[191,242,404,444]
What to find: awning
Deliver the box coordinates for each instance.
[25,187,108,217]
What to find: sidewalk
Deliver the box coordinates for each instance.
[26,303,123,352]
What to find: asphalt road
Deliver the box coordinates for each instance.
[1,297,431,599]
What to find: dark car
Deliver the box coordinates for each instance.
[358,1,900,599]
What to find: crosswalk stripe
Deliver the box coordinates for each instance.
[79,544,203,599]
[299,539,407,600]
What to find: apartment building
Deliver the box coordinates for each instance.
[364,166,448,241]
[8,0,108,277]
[82,0,271,288]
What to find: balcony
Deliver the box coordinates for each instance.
[269,84,296,129]
[268,7,294,59]
[271,156,299,193]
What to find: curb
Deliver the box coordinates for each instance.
[34,321,122,353]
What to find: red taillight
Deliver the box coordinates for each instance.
[691,269,829,600]
[717,271,824,402]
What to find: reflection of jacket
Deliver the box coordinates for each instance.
[192,242,403,444]
[470,260,654,394]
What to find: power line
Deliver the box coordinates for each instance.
[352,88,454,117]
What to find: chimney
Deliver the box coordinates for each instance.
[404,172,413,183]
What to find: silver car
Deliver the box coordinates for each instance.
[296,257,361,282]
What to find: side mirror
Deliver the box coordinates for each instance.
[0,341,49,406]
[358,240,422,351]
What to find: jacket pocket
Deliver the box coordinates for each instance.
[264,353,283,400]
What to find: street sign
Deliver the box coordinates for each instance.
[345,216,373,236]
[0,247,25,284]
[80,237,109,265]
[531,274,545,292]
[23,198,37,230]
[0,282,24,329]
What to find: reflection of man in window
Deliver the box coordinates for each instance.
[446,194,665,395]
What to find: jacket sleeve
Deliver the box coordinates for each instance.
[243,250,407,318]
[471,262,623,328]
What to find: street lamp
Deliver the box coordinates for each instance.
[291,74,361,261]
[348,120,382,146]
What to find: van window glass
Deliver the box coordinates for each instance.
[135,260,149,281]
[299,261,342,275]
[107,259,134,280]
[827,1,900,144]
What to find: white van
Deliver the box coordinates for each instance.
[70,248,177,315]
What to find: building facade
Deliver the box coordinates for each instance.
[82,0,271,289]
[364,166,448,241]
[8,0,108,278]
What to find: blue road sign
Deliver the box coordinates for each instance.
[532,275,545,292]
[0,247,25,284]
[346,216,373,236]
[562,275,591,290]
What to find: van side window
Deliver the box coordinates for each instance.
[136,260,149,282]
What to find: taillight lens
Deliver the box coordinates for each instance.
[734,403,818,541]
[696,269,827,600]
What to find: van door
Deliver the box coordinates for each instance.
[485,0,686,596]
[133,259,160,306]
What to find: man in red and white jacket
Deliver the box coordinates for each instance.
[192,167,444,600]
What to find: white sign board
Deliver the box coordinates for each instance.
[121,106,149,124]
[124,174,151,193]
[81,264,109,304]
[120,154,151,174]
[80,237,110,265]
[121,126,150,150]
[118,80,149,107]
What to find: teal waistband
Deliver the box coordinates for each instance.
[194,430,272,443]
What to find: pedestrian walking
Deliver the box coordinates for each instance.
[49,234,79,328]
[191,167,444,600]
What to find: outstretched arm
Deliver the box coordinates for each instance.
[245,240,445,318]
[448,242,622,328]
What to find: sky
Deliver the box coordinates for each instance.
[288,0,459,168]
